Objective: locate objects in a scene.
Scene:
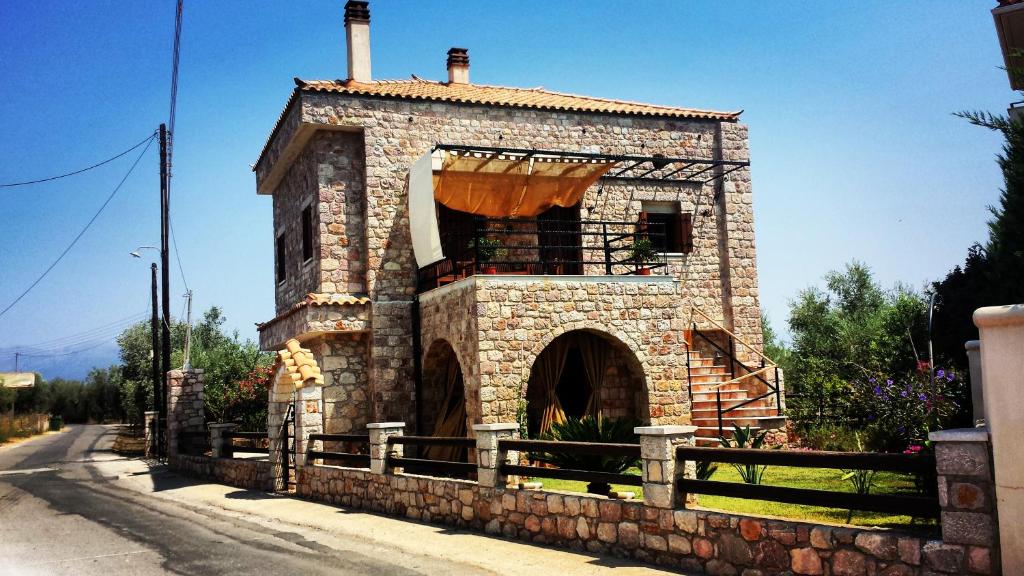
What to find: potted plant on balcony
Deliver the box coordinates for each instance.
[628,237,657,275]
[468,237,505,274]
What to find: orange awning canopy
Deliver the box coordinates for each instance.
[432,151,614,218]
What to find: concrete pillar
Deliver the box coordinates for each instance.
[166,368,205,458]
[473,423,519,488]
[208,423,237,459]
[929,428,1000,574]
[635,425,697,509]
[965,340,985,426]
[143,410,158,458]
[974,303,1024,574]
[367,422,404,475]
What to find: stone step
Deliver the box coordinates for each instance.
[692,415,786,429]
[691,406,778,419]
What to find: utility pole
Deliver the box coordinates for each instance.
[149,263,160,440]
[14,352,19,372]
[159,123,171,458]
[182,290,193,370]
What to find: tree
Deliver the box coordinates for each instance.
[786,262,928,426]
[932,81,1024,369]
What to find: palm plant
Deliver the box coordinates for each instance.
[840,433,878,522]
[696,459,719,481]
[533,415,642,495]
[719,424,770,484]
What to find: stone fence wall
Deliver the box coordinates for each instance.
[291,422,998,576]
[171,453,274,492]
[168,414,1000,575]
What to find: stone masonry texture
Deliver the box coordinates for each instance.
[257,89,767,433]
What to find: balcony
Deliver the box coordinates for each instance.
[416,217,669,293]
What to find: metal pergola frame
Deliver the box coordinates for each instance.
[433,143,749,185]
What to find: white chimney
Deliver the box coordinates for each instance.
[345,1,371,83]
[447,48,469,84]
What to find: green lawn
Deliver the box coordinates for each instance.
[523,466,937,530]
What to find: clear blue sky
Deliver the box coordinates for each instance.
[0,1,1011,378]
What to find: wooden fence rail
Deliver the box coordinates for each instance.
[675,446,939,517]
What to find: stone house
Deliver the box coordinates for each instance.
[255,1,782,447]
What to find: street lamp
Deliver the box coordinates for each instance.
[130,246,158,258]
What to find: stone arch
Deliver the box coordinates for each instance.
[267,339,324,490]
[517,320,649,395]
[420,338,470,461]
[523,327,650,437]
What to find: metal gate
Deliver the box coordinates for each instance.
[281,403,295,491]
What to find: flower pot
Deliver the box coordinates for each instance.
[637,267,652,276]
[482,265,498,275]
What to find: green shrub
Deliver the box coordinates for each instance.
[533,416,642,495]
[720,424,771,484]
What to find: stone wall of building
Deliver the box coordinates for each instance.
[318,332,371,434]
[272,142,320,314]
[419,276,691,427]
[296,464,952,575]
[312,130,367,296]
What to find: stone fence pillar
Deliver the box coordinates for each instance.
[367,422,404,474]
[473,423,519,488]
[929,427,1000,575]
[293,385,323,471]
[166,368,205,458]
[143,410,158,458]
[974,303,1024,574]
[635,425,697,509]
[208,423,238,458]
[965,340,984,426]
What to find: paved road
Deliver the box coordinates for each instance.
[0,425,677,576]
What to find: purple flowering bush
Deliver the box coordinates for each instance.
[855,369,964,452]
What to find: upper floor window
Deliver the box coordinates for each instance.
[301,205,314,262]
[640,201,693,254]
[276,233,286,284]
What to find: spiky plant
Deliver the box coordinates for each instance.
[533,415,642,495]
[719,424,770,485]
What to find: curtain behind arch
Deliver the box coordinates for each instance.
[579,333,610,419]
[426,351,468,462]
[534,337,570,436]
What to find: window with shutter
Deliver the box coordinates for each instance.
[640,202,693,254]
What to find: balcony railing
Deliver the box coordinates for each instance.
[417,217,668,292]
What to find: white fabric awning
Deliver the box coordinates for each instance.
[409,151,444,267]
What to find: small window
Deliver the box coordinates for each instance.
[640,202,693,254]
[276,233,286,284]
[301,205,314,262]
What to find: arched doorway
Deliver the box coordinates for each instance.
[420,339,468,461]
[525,330,648,437]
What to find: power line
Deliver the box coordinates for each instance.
[169,216,189,291]
[0,133,157,321]
[167,0,189,294]
[0,133,158,188]
[0,311,148,353]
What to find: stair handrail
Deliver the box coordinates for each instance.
[700,365,777,392]
[690,306,777,368]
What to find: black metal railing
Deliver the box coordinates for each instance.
[498,439,643,487]
[307,433,371,468]
[417,217,668,291]
[386,435,478,477]
[690,321,783,436]
[676,445,939,517]
[223,431,269,458]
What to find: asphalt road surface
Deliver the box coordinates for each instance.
[0,426,676,576]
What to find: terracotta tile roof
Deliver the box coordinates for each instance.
[256,293,371,332]
[274,338,324,388]
[302,293,371,307]
[295,78,741,121]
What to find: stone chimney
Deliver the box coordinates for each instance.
[447,48,469,84]
[345,0,371,83]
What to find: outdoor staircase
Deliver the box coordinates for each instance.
[687,349,787,447]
